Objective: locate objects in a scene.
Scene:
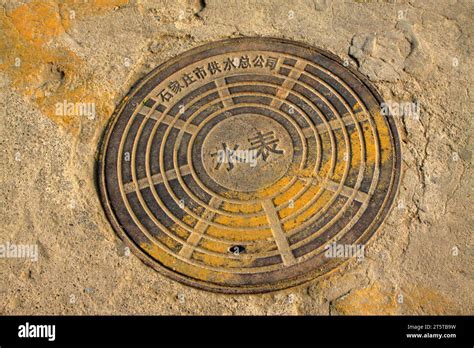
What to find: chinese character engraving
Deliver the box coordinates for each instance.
[265,57,278,70]
[239,55,251,69]
[211,143,240,171]
[223,57,237,71]
[193,66,207,79]
[157,89,173,102]
[208,61,222,75]
[168,80,184,93]
[252,55,265,67]
[248,131,284,161]
[182,73,196,87]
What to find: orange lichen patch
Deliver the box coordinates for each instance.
[401,285,455,315]
[331,282,397,315]
[0,0,125,135]
[332,283,455,315]
[8,1,70,46]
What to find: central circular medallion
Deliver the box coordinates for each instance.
[201,114,293,192]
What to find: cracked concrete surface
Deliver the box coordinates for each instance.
[0,0,472,314]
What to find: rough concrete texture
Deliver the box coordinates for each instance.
[0,0,472,314]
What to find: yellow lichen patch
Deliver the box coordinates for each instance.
[370,108,393,164]
[192,250,253,269]
[184,213,197,224]
[213,207,268,228]
[156,231,181,252]
[253,175,293,200]
[272,176,304,206]
[360,122,376,165]
[198,235,274,255]
[330,130,348,181]
[332,283,455,315]
[278,180,323,219]
[222,176,297,207]
[331,282,397,315]
[212,215,268,228]
[318,132,335,178]
[141,242,233,283]
[352,102,361,112]
[0,0,124,135]
[168,212,195,241]
[316,156,333,180]
[352,102,393,165]
[273,156,334,224]
[197,238,233,254]
[348,128,363,168]
[282,189,333,231]
[141,241,179,269]
[206,224,272,242]
[221,201,262,214]
[291,166,316,179]
[169,222,191,240]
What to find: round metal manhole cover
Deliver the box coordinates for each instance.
[98,38,401,293]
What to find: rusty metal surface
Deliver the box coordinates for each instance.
[97,37,401,293]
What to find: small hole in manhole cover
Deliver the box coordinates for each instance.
[229,245,246,254]
[98,37,401,294]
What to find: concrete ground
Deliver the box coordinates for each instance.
[0,0,472,314]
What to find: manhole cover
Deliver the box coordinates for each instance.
[98,38,401,293]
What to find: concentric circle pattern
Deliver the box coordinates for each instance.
[98,38,401,293]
